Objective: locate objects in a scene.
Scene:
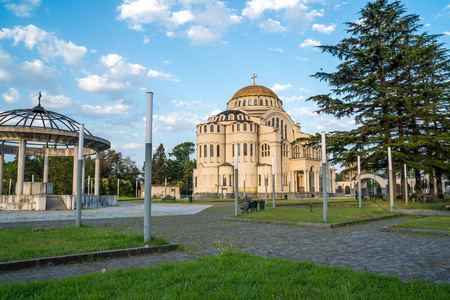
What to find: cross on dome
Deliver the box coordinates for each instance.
[251,73,257,85]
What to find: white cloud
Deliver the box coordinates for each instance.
[296,56,308,61]
[0,48,16,81]
[444,31,450,35]
[0,25,87,65]
[21,59,58,80]
[81,99,132,115]
[210,109,221,116]
[121,142,143,150]
[299,38,320,50]
[78,54,147,93]
[147,69,179,81]
[259,18,287,33]
[34,91,73,109]
[272,83,292,92]
[4,0,41,17]
[312,23,335,34]
[143,35,150,44]
[243,0,301,19]
[270,48,284,52]
[2,88,21,103]
[154,112,206,132]
[280,95,304,102]
[117,0,240,45]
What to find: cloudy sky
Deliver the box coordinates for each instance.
[1,0,449,168]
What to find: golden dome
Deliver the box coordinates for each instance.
[231,85,279,99]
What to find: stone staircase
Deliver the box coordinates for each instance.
[45,196,67,210]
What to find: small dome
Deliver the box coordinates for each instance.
[215,110,249,122]
[232,85,279,99]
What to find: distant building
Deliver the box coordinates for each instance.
[193,75,335,199]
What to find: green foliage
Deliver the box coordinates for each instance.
[152,143,167,185]
[1,252,448,299]
[0,226,168,262]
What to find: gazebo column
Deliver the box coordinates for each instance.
[43,155,49,183]
[304,171,308,192]
[315,171,320,192]
[0,147,4,195]
[16,139,26,195]
[73,146,78,195]
[95,151,100,196]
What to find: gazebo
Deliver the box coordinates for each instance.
[0,93,114,210]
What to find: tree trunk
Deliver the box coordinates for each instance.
[428,172,435,202]
[414,168,422,199]
[435,171,444,200]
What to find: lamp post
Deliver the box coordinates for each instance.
[388,147,394,213]
[321,132,328,222]
[144,92,153,242]
[272,156,275,208]
[243,169,246,197]
[404,164,408,204]
[265,165,268,205]
[234,144,239,216]
[358,155,361,209]
[76,124,85,227]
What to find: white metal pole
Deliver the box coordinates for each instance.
[322,132,328,222]
[144,92,153,242]
[234,144,239,216]
[76,124,85,227]
[243,169,246,197]
[136,179,138,198]
[9,178,11,195]
[288,171,291,201]
[88,175,90,196]
[388,147,394,212]
[404,164,408,204]
[272,156,275,208]
[358,155,361,209]
[32,174,34,183]
[265,165,268,205]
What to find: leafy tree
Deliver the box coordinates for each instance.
[305,0,449,200]
[168,142,196,194]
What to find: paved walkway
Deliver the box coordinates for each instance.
[0,203,449,284]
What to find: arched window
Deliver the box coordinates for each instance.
[199,145,202,157]
[243,100,246,106]
[294,145,301,158]
[268,121,271,126]
[199,126,202,133]
[223,176,226,186]
[239,101,241,106]
[204,145,207,157]
[243,123,247,131]
[232,144,234,156]
[239,115,242,120]
[210,144,214,157]
[237,143,241,156]
[250,124,253,131]
[281,120,284,137]
[237,124,240,131]
[254,99,257,105]
[272,118,275,126]
[270,100,273,106]
[221,116,224,121]
[276,118,279,128]
[217,125,220,132]
[204,125,207,132]
[250,143,253,156]
[282,143,288,157]
[217,145,220,157]
[210,124,214,132]
[243,143,248,156]
[285,125,287,138]
[261,144,270,157]
[260,99,263,105]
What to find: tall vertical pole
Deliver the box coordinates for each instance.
[357,155,361,209]
[94,152,100,196]
[404,164,408,204]
[9,178,12,195]
[144,92,153,242]
[234,144,239,216]
[32,174,34,183]
[117,178,120,199]
[136,179,138,198]
[88,175,90,196]
[0,151,3,195]
[265,165,268,205]
[288,171,291,201]
[76,124,84,227]
[43,155,49,183]
[165,177,167,197]
[272,156,275,208]
[243,169,246,197]
[17,139,26,195]
[388,147,394,213]
[322,132,328,222]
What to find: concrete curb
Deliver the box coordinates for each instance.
[0,243,178,272]
[224,214,401,228]
[380,226,450,236]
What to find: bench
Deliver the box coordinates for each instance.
[240,196,258,213]
[162,196,176,202]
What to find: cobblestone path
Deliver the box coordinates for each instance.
[1,203,449,284]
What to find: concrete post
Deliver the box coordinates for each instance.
[265,165,268,205]
[16,139,26,195]
[404,164,408,204]
[95,151,100,196]
[76,125,85,227]
[234,144,239,216]
[43,155,49,183]
[243,169,246,197]
[322,132,328,222]
[82,157,86,195]
[272,156,275,208]
[73,146,78,195]
[144,92,153,242]
[388,147,394,212]
[0,150,3,195]
[358,155,361,209]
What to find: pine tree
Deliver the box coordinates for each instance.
[152,143,167,185]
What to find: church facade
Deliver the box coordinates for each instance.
[193,75,335,199]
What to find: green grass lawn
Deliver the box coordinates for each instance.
[0,226,168,262]
[1,252,447,299]
[392,215,450,231]
[236,204,398,223]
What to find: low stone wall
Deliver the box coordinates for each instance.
[0,195,117,211]
[62,195,117,210]
[0,195,46,210]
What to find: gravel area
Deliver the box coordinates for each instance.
[0,203,449,284]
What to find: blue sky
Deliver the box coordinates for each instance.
[1,0,449,169]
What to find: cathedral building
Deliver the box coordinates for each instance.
[193,75,335,199]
